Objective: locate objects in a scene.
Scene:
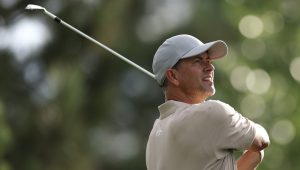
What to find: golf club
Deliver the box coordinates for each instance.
[25,4,155,79]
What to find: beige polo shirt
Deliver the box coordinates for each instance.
[146,100,256,170]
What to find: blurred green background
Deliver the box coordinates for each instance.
[0,0,300,169]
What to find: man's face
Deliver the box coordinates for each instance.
[174,52,215,98]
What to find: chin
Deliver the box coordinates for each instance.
[200,87,215,99]
[206,86,216,97]
[210,90,216,97]
[207,90,215,97]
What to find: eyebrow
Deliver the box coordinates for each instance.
[194,56,202,60]
[172,52,209,69]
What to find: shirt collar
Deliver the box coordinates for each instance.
[158,100,191,119]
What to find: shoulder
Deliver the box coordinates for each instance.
[202,100,236,114]
[169,100,234,125]
[200,100,239,123]
[171,100,238,126]
[204,100,233,108]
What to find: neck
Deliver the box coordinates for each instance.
[164,88,208,104]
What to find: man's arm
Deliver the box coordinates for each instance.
[237,150,264,170]
[237,123,270,170]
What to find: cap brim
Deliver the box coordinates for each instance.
[182,40,228,60]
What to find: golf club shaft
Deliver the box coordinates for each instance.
[43,10,155,79]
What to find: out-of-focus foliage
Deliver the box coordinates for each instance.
[0,0,299,169]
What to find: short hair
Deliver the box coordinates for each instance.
[160,60,182,89]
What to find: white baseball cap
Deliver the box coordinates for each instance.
[152,34,228,86]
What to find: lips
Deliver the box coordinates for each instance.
[202,75,213,82]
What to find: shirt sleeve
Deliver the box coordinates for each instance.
[209,100,256,152]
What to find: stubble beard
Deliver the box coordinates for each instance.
[200,82,215,100]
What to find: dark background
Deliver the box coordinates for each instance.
[1,0,300,169]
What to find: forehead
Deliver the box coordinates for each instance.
[182,52,208,62]
[173,52,210,68]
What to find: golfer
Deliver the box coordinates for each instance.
[146,34,270,170]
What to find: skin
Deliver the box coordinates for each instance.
[164,52,214,104]
[163,52,269,170]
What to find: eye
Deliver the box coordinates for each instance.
[193,58,203,64]
[194,58,201,62]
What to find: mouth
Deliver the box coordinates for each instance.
[202,75,214,82]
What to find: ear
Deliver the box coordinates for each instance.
[165,69,180,86]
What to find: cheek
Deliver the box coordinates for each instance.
[179,70,201,85]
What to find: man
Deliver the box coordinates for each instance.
[146,34,270,170]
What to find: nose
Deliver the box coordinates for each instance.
[203,56,214,72]
[204,63,215,72]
